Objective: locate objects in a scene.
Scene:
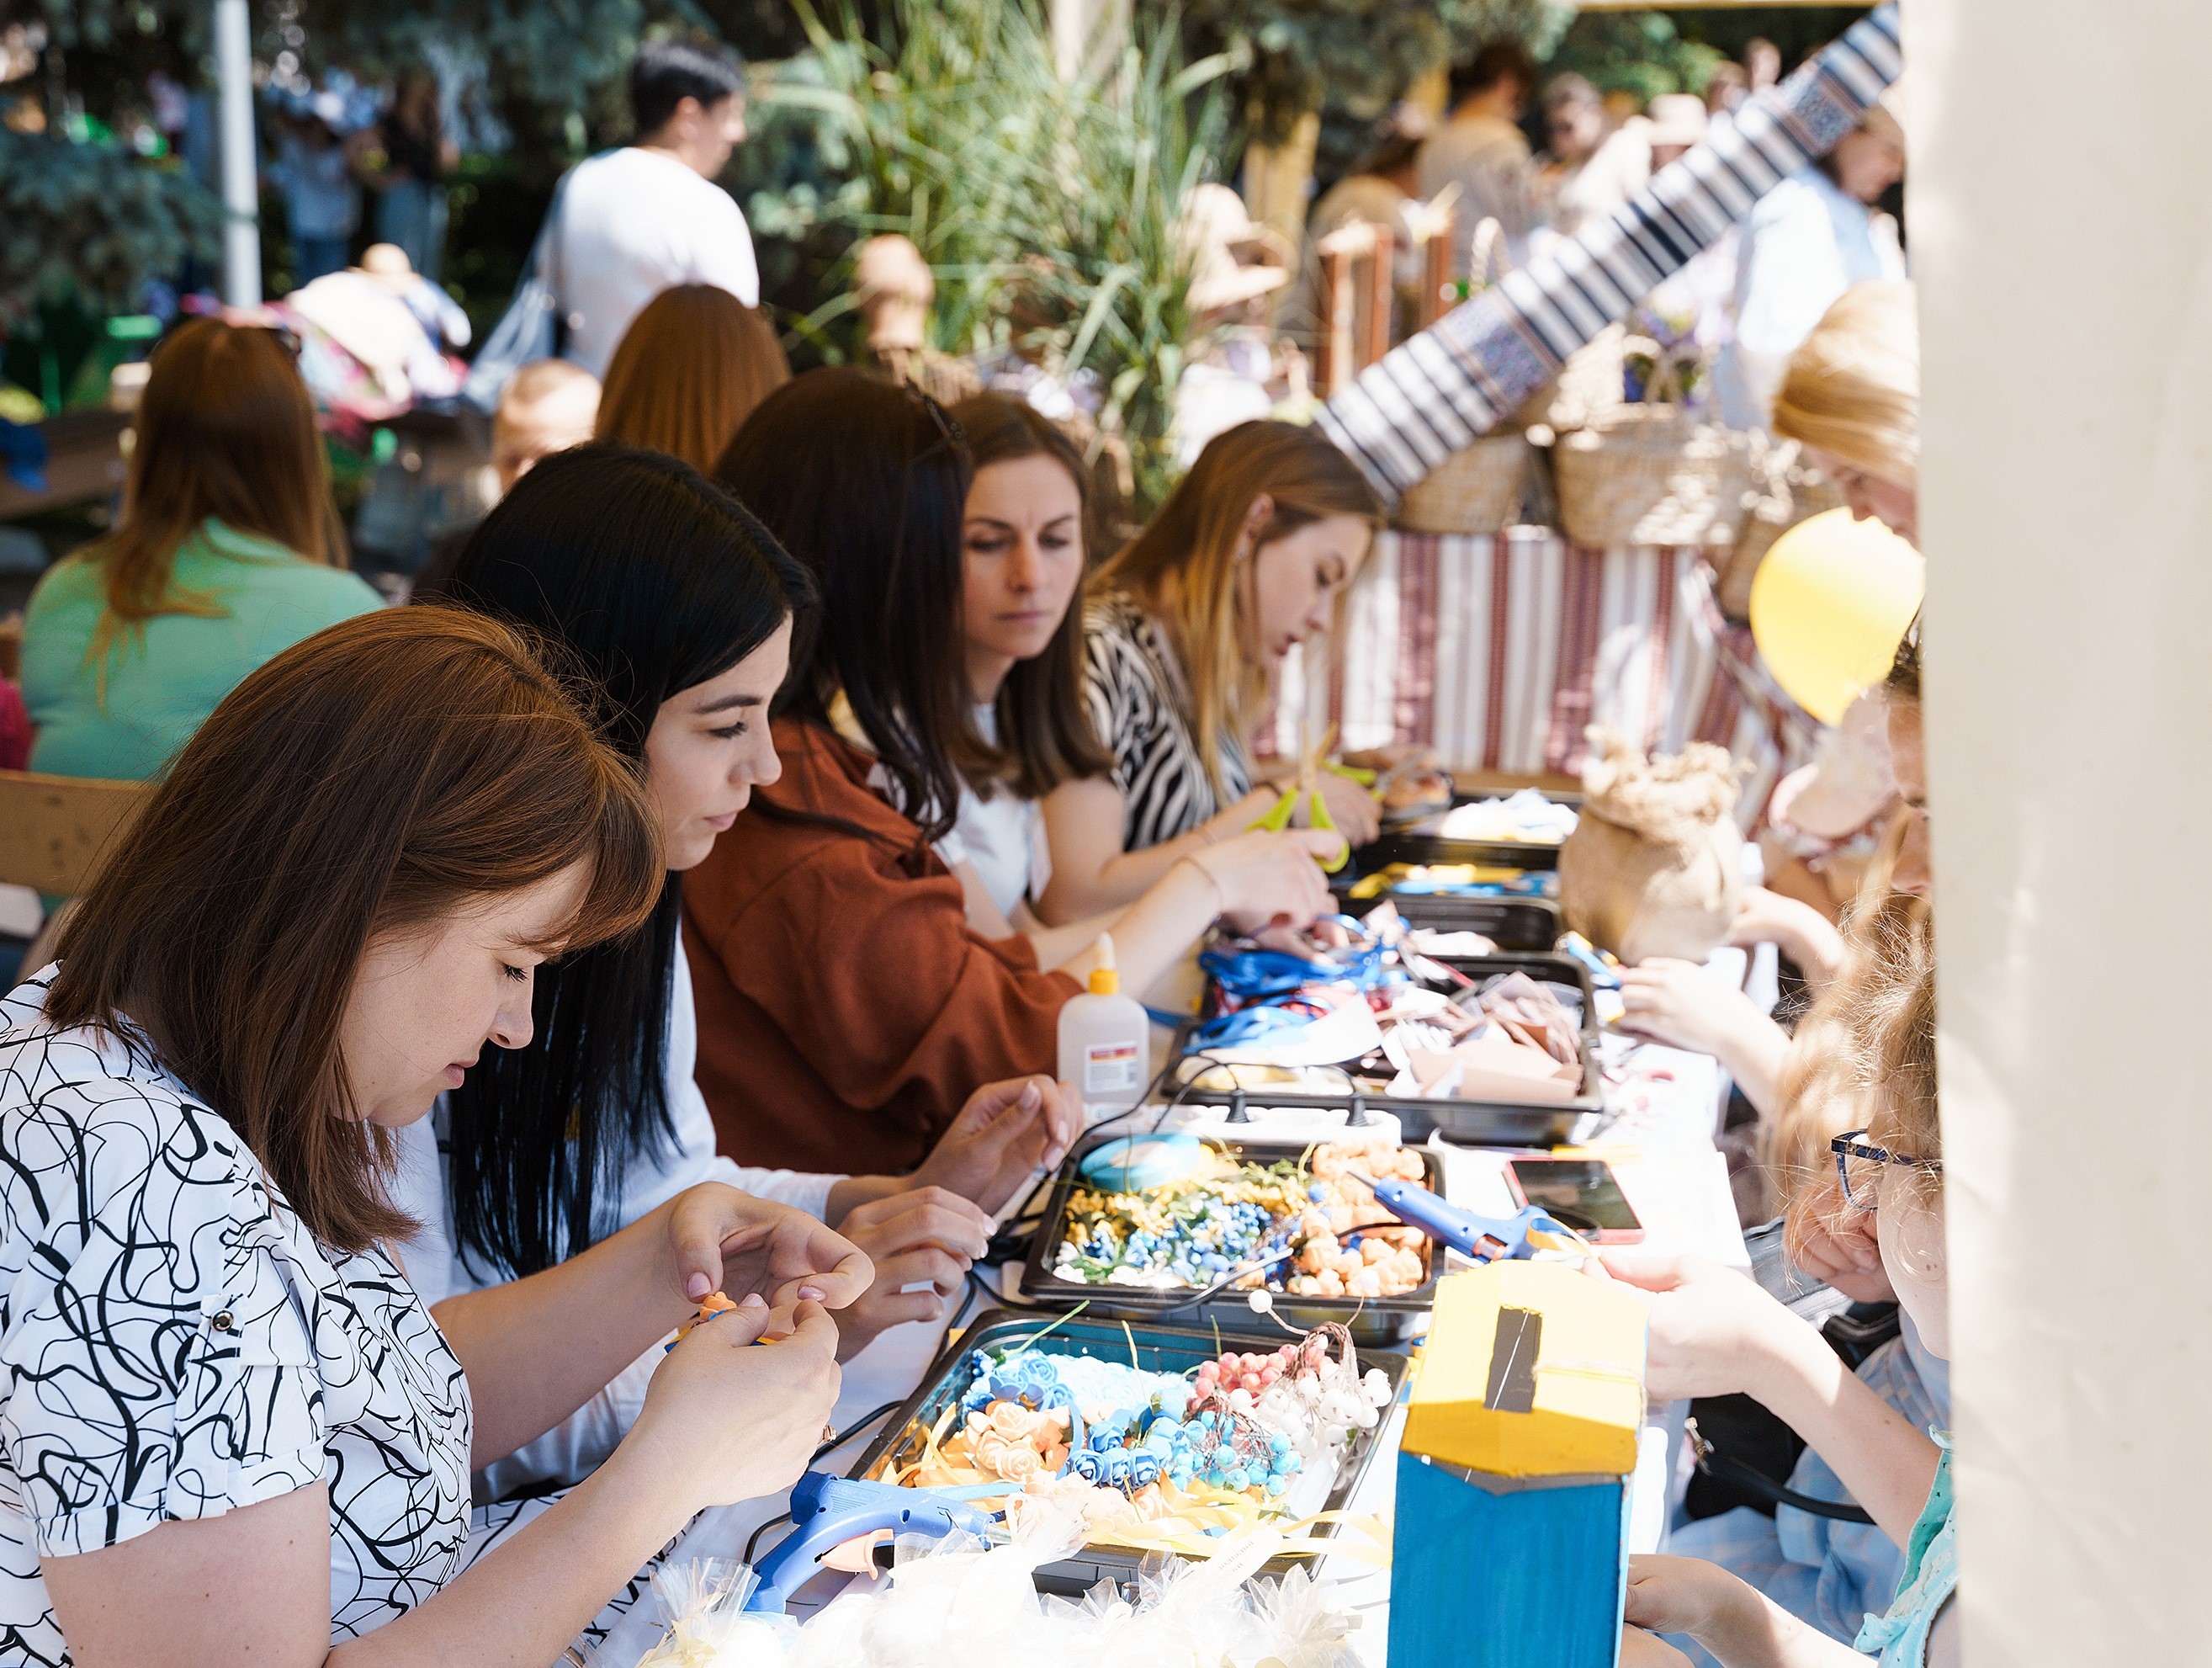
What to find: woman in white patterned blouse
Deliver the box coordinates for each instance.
[0,608,867,1666]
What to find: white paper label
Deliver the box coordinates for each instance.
[1084,1039,1141,1094]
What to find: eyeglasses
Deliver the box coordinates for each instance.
[1831,1129,1942,1213]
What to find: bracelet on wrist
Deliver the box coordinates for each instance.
[1174,854,1228,917]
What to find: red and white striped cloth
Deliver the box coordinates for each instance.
[1270,529,1819,827]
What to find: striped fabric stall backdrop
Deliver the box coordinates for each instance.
[1269,530,1819,829]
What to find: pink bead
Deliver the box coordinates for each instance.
[1241,1373,1262,1393]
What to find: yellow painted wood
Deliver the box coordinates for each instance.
[1403,1262,1646,1479]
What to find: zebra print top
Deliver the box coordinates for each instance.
[1080,592,1250,853]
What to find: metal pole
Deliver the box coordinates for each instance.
[214,0,261,306]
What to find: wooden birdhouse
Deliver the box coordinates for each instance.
[1388,1261,1648,1668]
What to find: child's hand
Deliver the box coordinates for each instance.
[1619,1626,1696,1668]
[1616,959,1770,1060]
[1594,1248,1806,1404]
[1788,1176,1896,1304]
[1624,1554,1758,1644]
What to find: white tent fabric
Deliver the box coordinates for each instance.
[1909,0,2212,1658]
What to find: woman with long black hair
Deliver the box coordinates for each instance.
[397,444,1074,1493]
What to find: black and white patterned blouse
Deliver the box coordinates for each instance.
[0,971,472,1660]
[1080,592,1251,853]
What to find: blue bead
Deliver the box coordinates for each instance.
[1308,1184,1328,1202]
[1265,1474,1286,1495]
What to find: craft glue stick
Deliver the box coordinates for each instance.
[1058,932,1149,1124]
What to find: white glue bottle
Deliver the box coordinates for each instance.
[1058,932,1149,1124]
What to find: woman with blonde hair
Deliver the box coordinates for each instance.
[21,317,381,782]
[595,283,791,474]
[1772,278,1918,545]
[1041,418,1384,922]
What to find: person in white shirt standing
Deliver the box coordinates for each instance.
[556,40,761,379]
[1415,41,1541,275]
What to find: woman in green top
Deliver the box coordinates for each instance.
[22,318,381,783]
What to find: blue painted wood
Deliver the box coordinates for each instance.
[1387,1451,1627,1668]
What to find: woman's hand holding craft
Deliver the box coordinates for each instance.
[909,1076,1079,1214]
[828,1187,995,1360]
[631,1295,844,1511]
[1594,1249,1803,1405]
[665,1183,874,1313]
[1201,828,1341,933]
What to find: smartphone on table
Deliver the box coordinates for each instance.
[1504,1156,1644,1242]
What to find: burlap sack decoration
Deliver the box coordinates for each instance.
[1559,728,1745,965]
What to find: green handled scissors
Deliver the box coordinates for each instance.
[1249,723,1363,873]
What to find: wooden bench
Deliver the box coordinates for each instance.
[0,769,147,896]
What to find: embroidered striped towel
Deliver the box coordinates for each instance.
[1318,4,1904,502]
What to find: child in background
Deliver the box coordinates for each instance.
[492,359,602,495]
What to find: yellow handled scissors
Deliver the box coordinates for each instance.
[1249,724,1363,873]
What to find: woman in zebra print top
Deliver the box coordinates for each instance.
[1040,420,1387,923]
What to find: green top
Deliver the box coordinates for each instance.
[22,518,382,783]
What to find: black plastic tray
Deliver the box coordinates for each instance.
[852,1309,1408,1592]
[1016,1132,1445,1346]
[1354,790,1581,875]
[1172,951,1602,1148]
[1359,827,1567,872]
[1339,890,1562,950]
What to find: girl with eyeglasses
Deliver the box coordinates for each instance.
[1607,898,1955,1668]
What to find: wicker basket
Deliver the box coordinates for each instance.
[1397,432,1530,534]
[1552,354,1754,549]
[1715,440,1846,619]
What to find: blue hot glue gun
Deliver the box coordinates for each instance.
[1350,1172,1584,1263]
[745,1472,998,1612]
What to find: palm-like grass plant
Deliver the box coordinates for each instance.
[759,0,1236,511]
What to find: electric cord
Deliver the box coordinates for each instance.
[744,1511,793,1566]
[1685,1419,1876,1525]
[810,1399,905,1468]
